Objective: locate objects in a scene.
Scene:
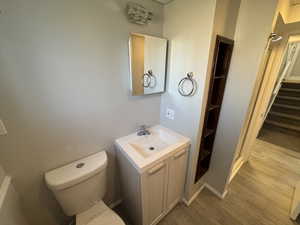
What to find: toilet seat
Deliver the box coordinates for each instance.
[85,209,125,225]
[76,201,125,225]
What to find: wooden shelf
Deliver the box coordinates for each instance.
[203,129,215,138]
[199,149,211,161]
[208,104,220,111]
[195,35,234,183]
[195,167,208,180]
[214,76,225,79]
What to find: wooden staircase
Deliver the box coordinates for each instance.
[264,81,300,134]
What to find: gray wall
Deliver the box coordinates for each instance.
[290,47,300,79]
[0,1,164,225]
[206,0,278,193]
[213,0,241,40]
[0,0,280,224]
[160,0,241,200]
[0,163,30,225]
[160,0,217,199]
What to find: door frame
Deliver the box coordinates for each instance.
[238,36,288,161]
[226,34,284,183]
[228,32,300,186]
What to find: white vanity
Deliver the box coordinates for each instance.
[115,125,190,225]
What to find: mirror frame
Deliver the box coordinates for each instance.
[128,32,169,96]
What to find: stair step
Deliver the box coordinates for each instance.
[273,103,300,110]
[267,112,300,126]
[281,88,300,93]
[275,97,300,107]
[283,80,300,84]
[263,123,300,136]
[265,120,300,132]
[277,95,300,101]
[272,104,300,117]
[282,81,300,89]
[279,88,300,98]
[269,111,300,121]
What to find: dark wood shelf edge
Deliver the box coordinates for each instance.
[204,129,215,138]
[209,104,220,111]
[194,35,234,184]
[199,149,211,161]
[195,167,208,182]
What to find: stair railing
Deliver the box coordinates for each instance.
[264,42,299,121]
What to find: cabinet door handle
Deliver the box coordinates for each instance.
[148,162,165,175]
[174,149,186,159]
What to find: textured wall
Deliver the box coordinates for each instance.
[0,176,30,225]
[0,1,164,225]
[160,0,242,200]
[160,0,217,199]
[206,0,278,193]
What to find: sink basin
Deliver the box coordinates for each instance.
[129,129,181,158]
[115,125,190,172]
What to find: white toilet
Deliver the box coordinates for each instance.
[45,151,125,225]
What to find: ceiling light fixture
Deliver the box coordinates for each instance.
[127,2,153,25]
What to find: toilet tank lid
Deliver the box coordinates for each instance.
[45,151,107,191]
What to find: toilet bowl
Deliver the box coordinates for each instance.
[77,201,124,225]
[45,151,125,225]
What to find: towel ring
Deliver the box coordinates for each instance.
[143,73,151,88]
[143,70,156,88]
[178,72,197,96]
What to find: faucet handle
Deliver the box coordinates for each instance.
[137,125,148,131]
[136,125,151,136]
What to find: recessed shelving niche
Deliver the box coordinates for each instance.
[195,35,234,182]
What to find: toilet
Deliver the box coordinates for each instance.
[45,151,125,225]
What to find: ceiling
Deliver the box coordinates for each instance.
[290,0,300,5]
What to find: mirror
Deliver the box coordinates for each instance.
[129,33,168,96]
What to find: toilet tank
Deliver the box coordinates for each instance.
[45,151,107,216]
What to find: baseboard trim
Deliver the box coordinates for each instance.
[205,183,228,199]
[290,181,300,220]
[151,199,180,225]
[109,199,122,209]
[182,182,228,206]
[182,184,206,206]
[230,157,245,182]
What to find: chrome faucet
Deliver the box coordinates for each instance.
[137,125,150,136]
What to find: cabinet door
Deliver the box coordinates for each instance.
[142,161,167,225]
[167,148,188,208]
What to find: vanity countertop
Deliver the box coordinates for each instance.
[115,125,190,173]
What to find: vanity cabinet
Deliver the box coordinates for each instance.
[167,149,188,208]
[141,161,167,225]
[117,146,188,225]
